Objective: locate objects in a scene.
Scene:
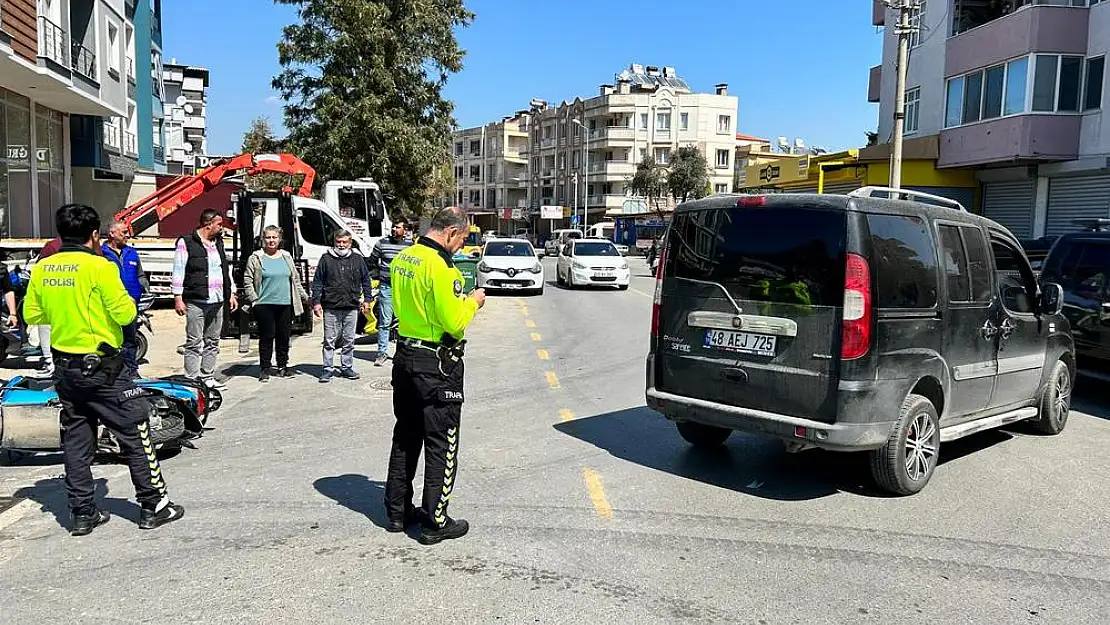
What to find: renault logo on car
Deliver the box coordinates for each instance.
[507,268,517,277]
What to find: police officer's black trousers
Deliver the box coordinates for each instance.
[54,354,169,513]
[384,343,464,528]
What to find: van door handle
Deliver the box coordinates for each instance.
[980,320,998,340]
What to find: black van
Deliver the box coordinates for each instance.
[645,189,1074,495]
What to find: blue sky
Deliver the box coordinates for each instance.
[163,0,882,156]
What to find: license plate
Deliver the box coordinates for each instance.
[704,329,776,357]
[594,271,614,277]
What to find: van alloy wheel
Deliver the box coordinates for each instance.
[904,411,937,482]
[1033,359,1072,435]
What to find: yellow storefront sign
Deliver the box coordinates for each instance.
[741,154,810,187]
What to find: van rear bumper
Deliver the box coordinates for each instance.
[645,388,894,452]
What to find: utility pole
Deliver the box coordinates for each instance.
[889,0,919,190]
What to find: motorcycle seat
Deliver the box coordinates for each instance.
[14,377,55,392]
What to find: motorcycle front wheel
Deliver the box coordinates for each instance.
[135,330,149,362]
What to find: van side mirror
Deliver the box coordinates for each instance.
[1039,283,1064,316]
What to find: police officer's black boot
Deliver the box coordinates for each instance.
[70,507,110,537]
[386,505,427,533]
[417,517,469,545]
[139,501,185,530]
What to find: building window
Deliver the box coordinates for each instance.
[909,1,925,48]
[715,149,729,169]
[717,115,731,134]
[943,55,1053,128]
[654,147,670,164]
[679,112,689,131]
[1032,54,1084,112]
[454,142,463,156]
[656,110,671,131]
[904,87,920,133]
[469,165,480,181]
[107,23,120,75]
[983,65,1004,119]
[1084,56,1105,111]
[469,139,480,155]
[1004,57,1028,116]
[715,183,729,194]
[640,113,648,130]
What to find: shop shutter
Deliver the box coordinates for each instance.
[821,180,864,195]
[1045,175,1110,237]
[982,180,1035,239]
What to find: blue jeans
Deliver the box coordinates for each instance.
[377,283,394,355]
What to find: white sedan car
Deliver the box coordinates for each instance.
[476,238,545,295]
[555,239,630,290]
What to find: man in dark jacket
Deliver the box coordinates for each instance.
[366,218,412,366]
[102,220,148,379]
[311,229,373,383]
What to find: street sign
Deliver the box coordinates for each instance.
[570,215,579,226]
[540,205,562,219]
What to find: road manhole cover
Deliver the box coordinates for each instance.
[367,379,392,392]
[0,497,23,516]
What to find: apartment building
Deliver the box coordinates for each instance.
[162,59,209,175]
[528,63,738,222]
[869,0,1110,239]
[452,111,531,221]
[0,0,135,236]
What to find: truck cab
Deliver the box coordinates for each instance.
[323,179,391,243]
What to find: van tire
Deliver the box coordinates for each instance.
[869,393,939,496]
[1032,359,1072,435]
[675,421,731,447]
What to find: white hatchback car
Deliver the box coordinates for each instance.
[476,238,545,295]
[555,239,630,290]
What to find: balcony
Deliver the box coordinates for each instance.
[603,126,635,141]
[70,40,96,81]
[541,138,555,148]
[586,194,632,210]
[37,15,69,67]
[184,116,206,130]
[102,120,122,152]
[938,114,1079,168]
[123,130,138,157]
[588,161,636,177]
[868,65,881,103]
[946,4,1089,78]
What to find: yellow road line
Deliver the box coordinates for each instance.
[628,287,652,298]
[530,332,542,341]
[525,319,536,328]
[537,349,549,360]
[545,371,560,389]
[582,468,614,519]
[559,408,575,422]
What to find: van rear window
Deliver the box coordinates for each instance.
[667,206,847,307]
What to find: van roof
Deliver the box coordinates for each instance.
[676,193,1001,231]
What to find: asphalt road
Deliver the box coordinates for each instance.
[1,256,1108,624]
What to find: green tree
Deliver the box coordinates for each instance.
[273,0,474,216]
[666,146,711,203]
[628,156,667,214]
[240,116,295,192]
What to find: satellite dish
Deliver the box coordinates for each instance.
[183,103,194,114]
[776,136,789,151]
[175,95,187,106]
[182,142,193,153]
[794,138,807,150]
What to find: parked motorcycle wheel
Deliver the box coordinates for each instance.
[135,330,149,362]
[148,412,186,446]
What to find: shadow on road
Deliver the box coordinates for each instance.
[14,476,141,530]
[1073,376,1110,422]
[313,474,390,530]
[555,406,1020,501]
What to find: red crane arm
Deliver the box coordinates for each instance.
[113,153,317,234]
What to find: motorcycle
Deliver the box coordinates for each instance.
[0,263,30,365]
[0,374,222,458]
[135,294,155,363]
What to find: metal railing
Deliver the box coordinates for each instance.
[37,15,69,66]
[71,40,97,80]
[153,145,165,162]
[102,120,121,150]
[123,131,138,156]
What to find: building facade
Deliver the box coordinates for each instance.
[869,0,1110,239]
[1,0,135,237]
[452,111,531,225]
[161,59,209,175]
[527,64,738,226]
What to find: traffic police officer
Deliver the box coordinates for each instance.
[384,206,486,545]
[23,204,185,536]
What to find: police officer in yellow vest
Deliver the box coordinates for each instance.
[384,206,486,545]
[23,204,185,536]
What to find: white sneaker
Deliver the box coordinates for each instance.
[202,377,227,390]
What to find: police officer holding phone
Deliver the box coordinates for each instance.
[384,206,485,545]
[23,204,184,536]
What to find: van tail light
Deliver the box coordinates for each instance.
[737,195,767,207]
[650,245,668,336]
[841,253,872,360]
